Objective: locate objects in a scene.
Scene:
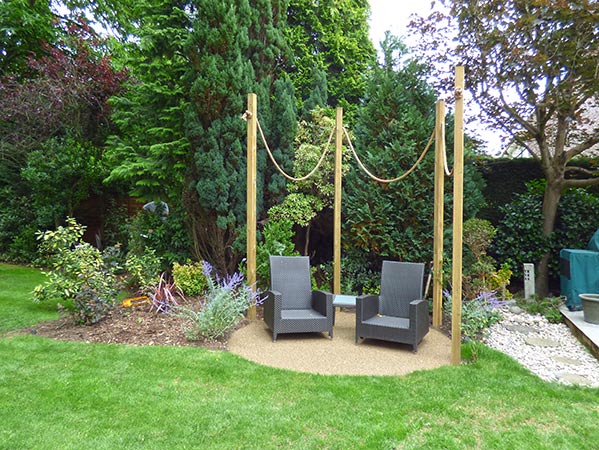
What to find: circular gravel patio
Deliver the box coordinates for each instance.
[228,311,452,376]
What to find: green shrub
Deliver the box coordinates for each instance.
[517,296,564,323]
[6,224,38,263]
[124,250,162,294]
[444,291,503,340]
[256,219,299,289]
[172,261,207,297]
[71,285,116,325]
[33,218,118,324]
[178,262,256,341]
[127,206,191,268]
[335,250,380,295]
[462,218,511,300]
[102,199,131,248]
[493,182,599,280]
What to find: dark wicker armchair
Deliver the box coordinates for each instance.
[263,256,334,342]
[355,261,429,351]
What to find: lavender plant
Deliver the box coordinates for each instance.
[443,290,504,340]
[177,262,258,341]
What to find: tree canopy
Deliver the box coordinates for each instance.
[413,0,599,296]
[286,0,376,117]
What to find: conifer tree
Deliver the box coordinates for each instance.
[286,0,375,117]
[344,35,484,268]
[184,0,296,274]
[105,1,191,201]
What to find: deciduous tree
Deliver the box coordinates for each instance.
[413,0,599,296]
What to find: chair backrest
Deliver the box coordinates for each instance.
[379,261,424,318]
[269,256,312,309]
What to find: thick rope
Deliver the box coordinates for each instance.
[343,128,435,183]
[256,117,334,182]
[442,142,453,177]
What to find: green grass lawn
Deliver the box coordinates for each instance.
[0,263,58,331]
[1,263,598,449]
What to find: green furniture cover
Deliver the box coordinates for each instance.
[560,229,599,311]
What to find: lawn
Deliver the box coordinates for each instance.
[0,263,58,331]
[1,263,598,449]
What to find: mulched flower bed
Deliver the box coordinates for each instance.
[23,298,254,351]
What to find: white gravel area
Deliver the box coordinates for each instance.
[483,307,599,387]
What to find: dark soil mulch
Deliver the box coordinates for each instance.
[18,298,255,350]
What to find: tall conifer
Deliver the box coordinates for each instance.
[184,0,296,273]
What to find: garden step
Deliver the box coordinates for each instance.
[524,337,561,347]
[553,356,583,366]
[558,373,592,386]
[503,324,536,334]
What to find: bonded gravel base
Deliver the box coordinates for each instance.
[228,311,451,376]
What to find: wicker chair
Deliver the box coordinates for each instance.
[263,256,334,342]
[355,261,429,351]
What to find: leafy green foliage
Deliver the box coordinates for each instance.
[517,296,564,324]
[183,0,297,274]
[107,1,296,274]
[286,0,376,118]
[0,15,127,261]
[178,262,256,341]
[462,218,511,300]
[126,206,192,267]
[444,291,503,340]
[21,137,106,225]
[104,3,191,201]
[344,35,485,269]
[256,218,299,289]
[172,261,208,297]
[32,218,117,324]
[268,193,323,228]
[493,183,599,280]
[0,0,56,77]
[267,108,350,256]
[124,250,162,295]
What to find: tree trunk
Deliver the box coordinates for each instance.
[183,188,237,275]
[303,222,311,256]
[536,179,563,298]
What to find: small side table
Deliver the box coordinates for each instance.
[332,294,357,324]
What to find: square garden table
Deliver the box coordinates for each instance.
[332,294,356,325]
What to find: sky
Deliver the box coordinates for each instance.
[368,0,439,50]
[368,1,505,154]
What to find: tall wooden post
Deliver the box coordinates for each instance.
[451,67,465,364]
[246,93,257,320]
[433,100,445,328]
[333,107,343,295]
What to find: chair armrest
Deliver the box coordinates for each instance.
[263,290,282,329]
[409,299,430,332]
[312,290,333,318]
[356,295,379,322]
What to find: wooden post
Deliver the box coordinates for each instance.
[451,66,465,364]
[433,100,445,329]
[333,107,343,295]
[246,93,257,320]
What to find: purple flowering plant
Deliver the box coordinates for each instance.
[178,261,259,340]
